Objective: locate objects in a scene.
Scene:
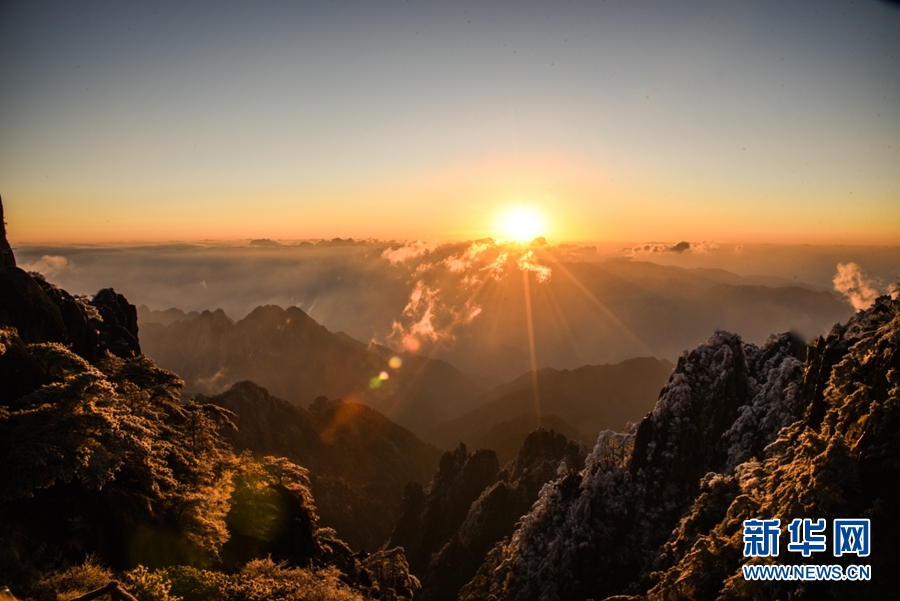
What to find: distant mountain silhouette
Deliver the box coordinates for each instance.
[198,381,443,551]
[388,443,500,578]
[137,304,200,326]
[464,413,584,466]
[423,256,853,381]
[426,357,673,458]
[140,304,485,435]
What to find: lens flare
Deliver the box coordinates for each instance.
[403,335,421,352]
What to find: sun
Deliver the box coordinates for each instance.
[499,207,545,243]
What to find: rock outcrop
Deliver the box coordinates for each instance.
[418,429,587,601]
[0,198,140,364]
[460,299,899,600]
[388,443,501,576]
[0,196,15,268]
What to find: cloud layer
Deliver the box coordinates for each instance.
[833,262,882,311]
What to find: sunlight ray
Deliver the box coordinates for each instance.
[540,249,654,357]
[522,270,542,428]
[538,274,585,363]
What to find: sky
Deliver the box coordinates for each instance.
[2,0,899,244]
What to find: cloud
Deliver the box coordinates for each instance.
[548,244,597,262]
[483,252,509,280]
[464,299,482,322]
[21,254,70,278]
[620,240,719,256]
[442,240,495,274]
[393,280,442,343]
[384,241,557,352]
[517,250,552,283]
[193,367,231,394]
[833,262,881,310]
[381,240,440,265]
[691,240,719,254]
[442,255,468,273]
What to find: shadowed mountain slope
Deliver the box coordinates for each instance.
[140,305,484,435]
[426,357,673,455]
[197,381,443,551]
[399,429,588,601]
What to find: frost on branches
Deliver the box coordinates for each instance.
[463,299,899,600]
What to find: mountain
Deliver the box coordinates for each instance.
[388,444,501,578]
[426,357,674,459]
[22,241,859,385]
[0,197,419,600]
[196,381,443,551]
[137,304,200,326]
[139,304,485,435]
[390,429,587,601]
[428,256,854,381]
[458,296,899,600]
[464,413,585,466]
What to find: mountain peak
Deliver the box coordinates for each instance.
[0,195,15,268]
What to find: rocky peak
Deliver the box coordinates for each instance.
[0,195,15,268]
[0,197,140,362]
[388,443,500,575]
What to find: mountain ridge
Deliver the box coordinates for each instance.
[140,303,486,435]
[426,356,673,453]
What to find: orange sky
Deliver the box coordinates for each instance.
[2,2,898,245]
[6,154,898,245]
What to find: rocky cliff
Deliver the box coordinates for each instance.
[460,298,898,600]
[388,429,587,601]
